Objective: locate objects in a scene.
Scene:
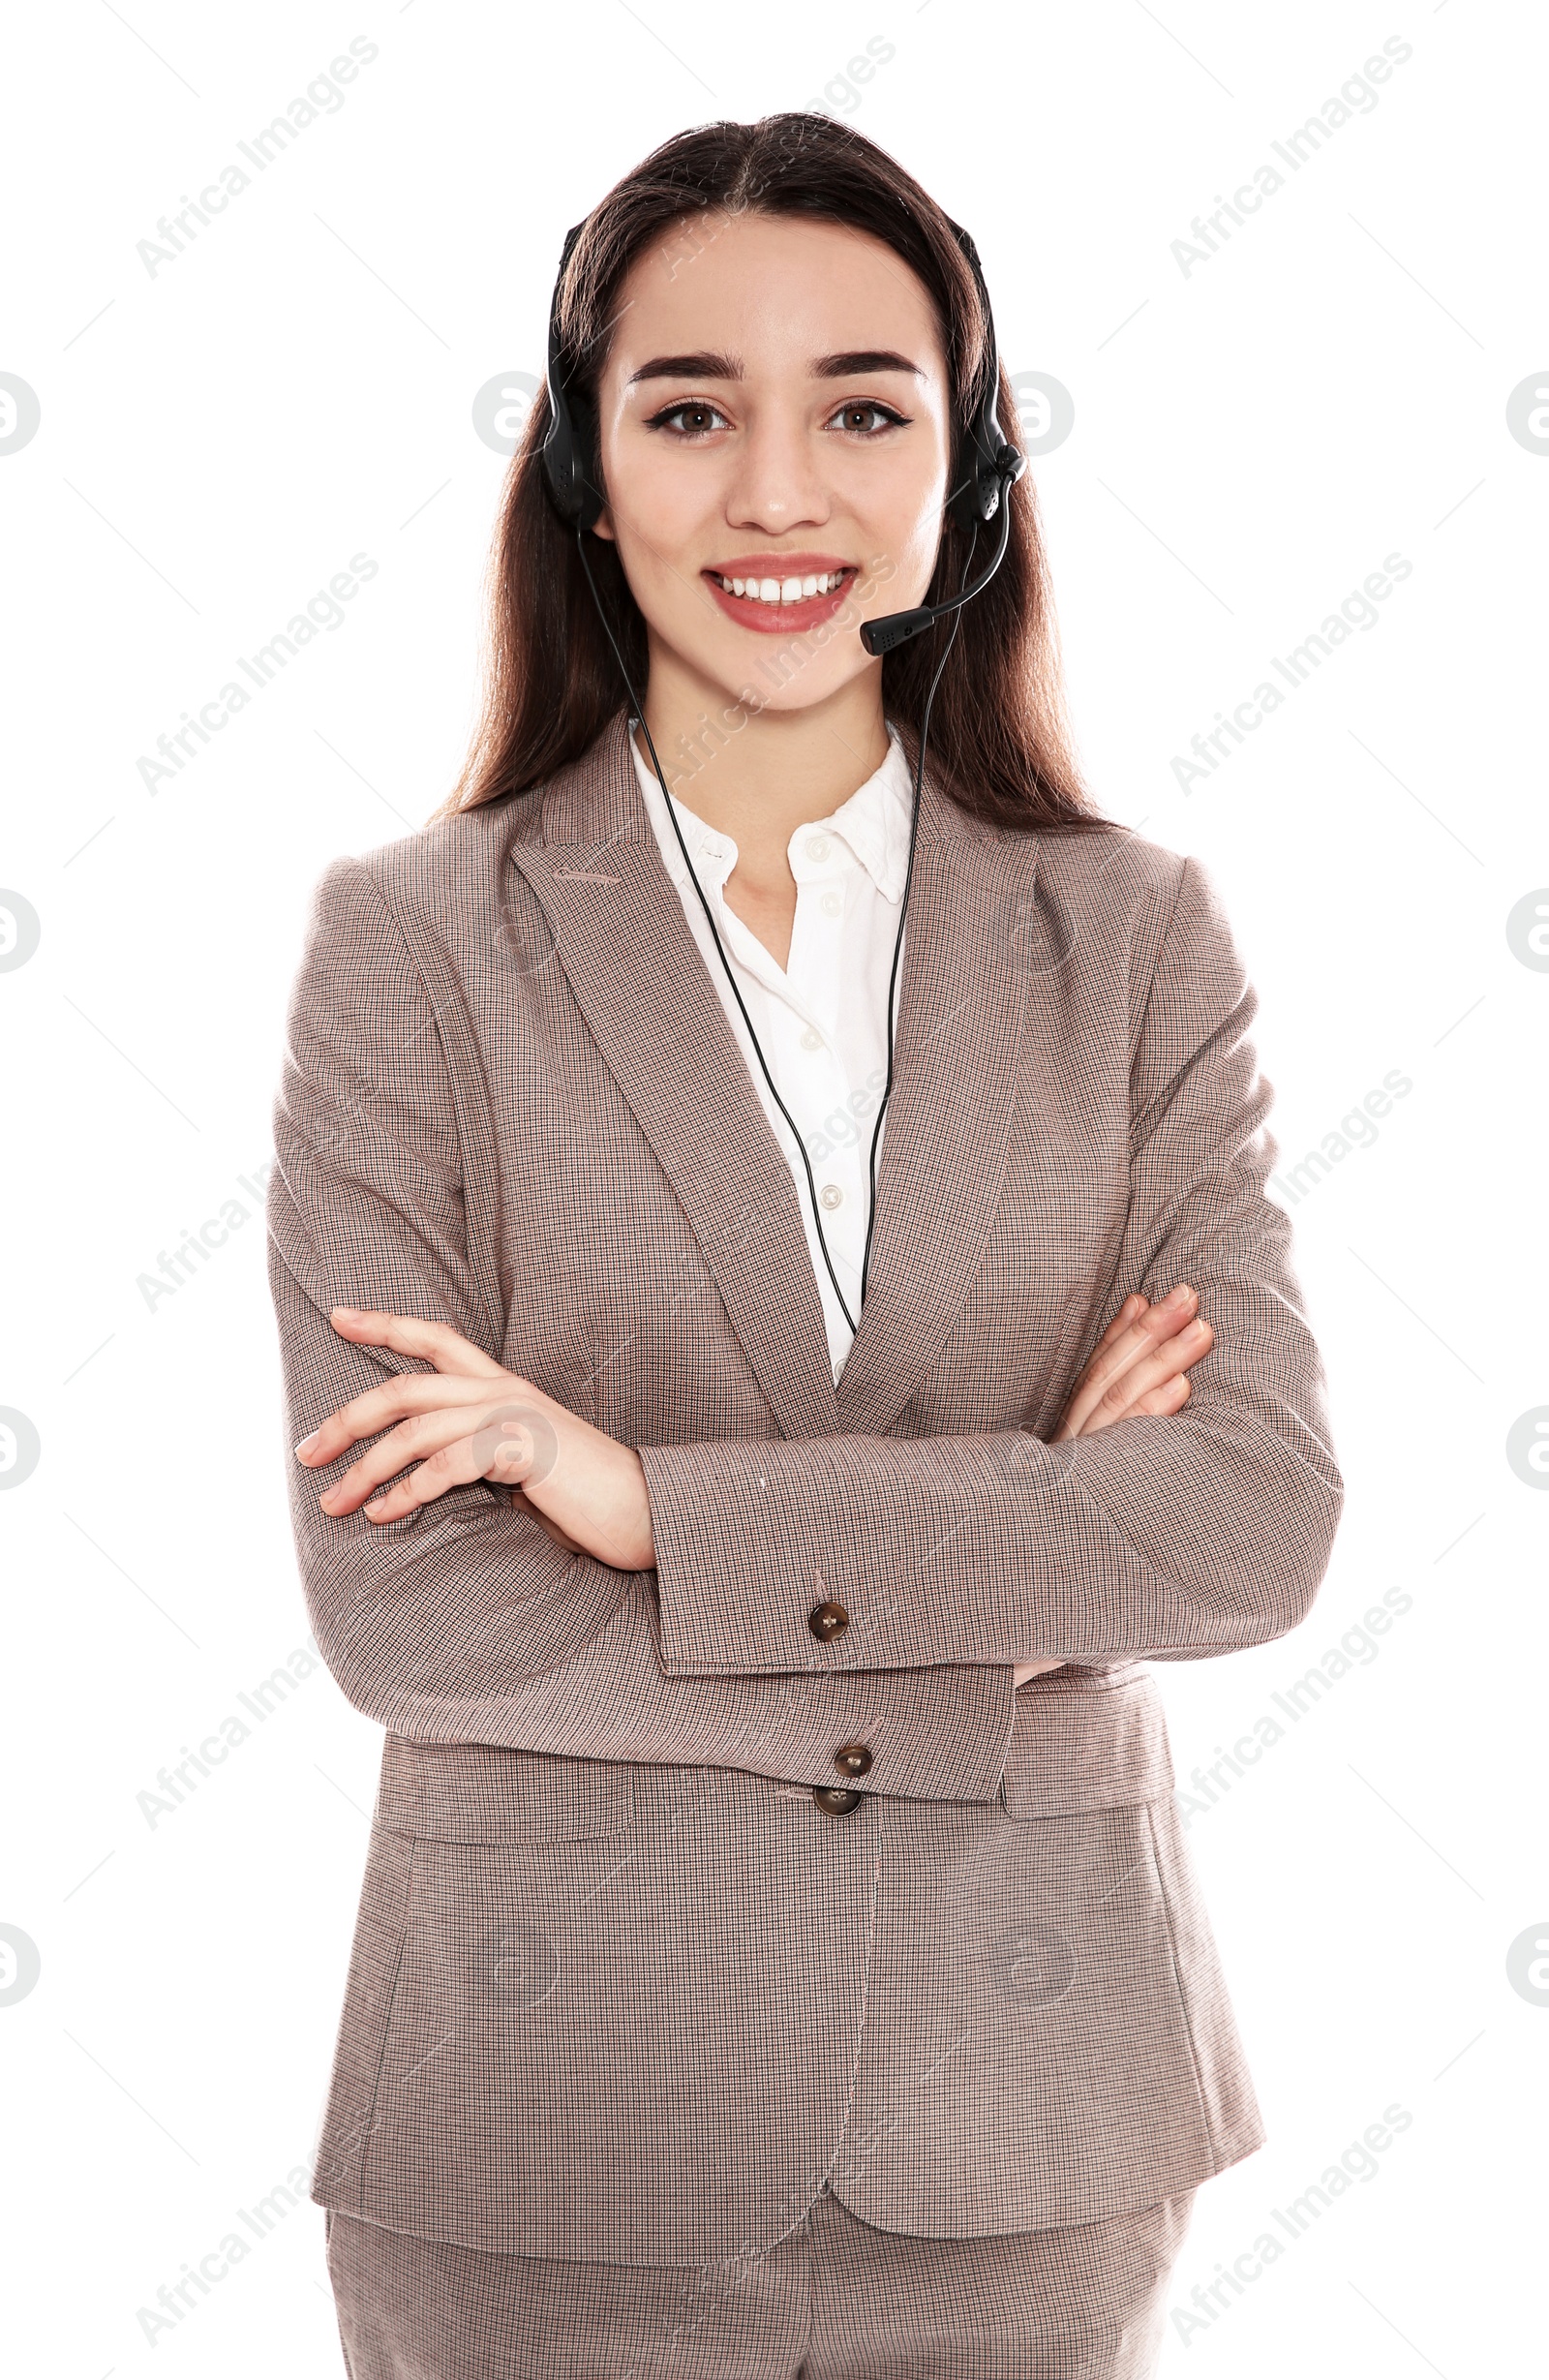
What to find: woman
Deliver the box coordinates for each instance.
[269,113,1342,2379]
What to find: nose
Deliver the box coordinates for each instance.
[723,406,833,537]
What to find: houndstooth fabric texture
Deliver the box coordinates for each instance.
[324,2184,1195,2377]
[267,708,1342,2264]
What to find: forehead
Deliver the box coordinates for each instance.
[603,212,947,378]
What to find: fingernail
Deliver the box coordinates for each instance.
[331,1305,361,1319]
[294,1432,319,1458]
[1167,1283,1194,1307]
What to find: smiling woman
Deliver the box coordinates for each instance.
[268,108,1343,2380]
[593,235,954,682]
[437,127,1097,839]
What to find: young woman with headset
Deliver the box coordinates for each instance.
[270,111,1343,2379]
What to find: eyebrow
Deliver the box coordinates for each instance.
[627,349,923,385]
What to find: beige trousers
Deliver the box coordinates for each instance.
[324,2181,1194,2378]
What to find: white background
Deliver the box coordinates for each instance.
[2,1,1544,2371]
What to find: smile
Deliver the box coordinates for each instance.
[701,563,859,636]
[709,569,848,601]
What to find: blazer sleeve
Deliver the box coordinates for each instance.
[639,852,1345,1676]
[266,855,1017,1803]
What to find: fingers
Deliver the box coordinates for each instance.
[313,1401,470,1513]
[351,1430,495,1522]
[326,1306,508,1377]
[1127,1371,1193,1419]
[1044,1301,1142,1447]
[1083,1320,1212,1433]
[317,1401,557,1516]
[298,1363,532,1469]
[1069,1323,1211,1440]
[1091,1315,1211,1415]
[1055,1285,1200,1440]
[1088,1294,1148,1356]
[297,1300,519,1472]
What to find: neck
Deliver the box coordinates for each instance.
[637,641,891,874]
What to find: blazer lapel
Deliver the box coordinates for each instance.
[508,714,841,1442]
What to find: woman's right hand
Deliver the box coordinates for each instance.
[1012,1287,1213,1686]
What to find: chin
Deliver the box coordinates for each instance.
[709,633,872,714]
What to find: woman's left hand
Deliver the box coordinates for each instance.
[293,1307,655,1571]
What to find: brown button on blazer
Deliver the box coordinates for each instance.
[266,708,1343,2265]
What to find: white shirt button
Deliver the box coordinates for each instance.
[805,834,831,862]
[800,1026,823,1052]
[819,1183,843,1210]
[821,888,843,918]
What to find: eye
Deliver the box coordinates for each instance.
[828,400,909,437]
[644,399,730,439]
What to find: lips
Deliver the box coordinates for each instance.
[710,567,847,602]
[701,558,860,636]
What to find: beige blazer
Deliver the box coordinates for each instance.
[266,708,1343,2265]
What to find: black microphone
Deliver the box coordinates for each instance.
[860,442,1024,656]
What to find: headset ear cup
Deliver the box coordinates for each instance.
[569,391,603,534]
[947,437,988,534]
[541,381,602,533]
[540,401,576,524]
[948,427,1003,534]
[540,218,605,534]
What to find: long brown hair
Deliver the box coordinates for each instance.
[434,112,1108,836]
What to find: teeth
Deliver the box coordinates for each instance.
[715,569,846,603]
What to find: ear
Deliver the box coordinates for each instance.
[590,506,616,544]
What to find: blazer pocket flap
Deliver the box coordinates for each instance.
[374,1736,634,1843]
[1000,1667,1174,1817]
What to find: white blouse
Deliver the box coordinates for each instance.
[628,720,915,1385]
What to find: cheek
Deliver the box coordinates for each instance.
[859,446,951,587]
[621,457,698,545]
[895,503,943,576]
[604,442,717,612]
[602,417,706,544]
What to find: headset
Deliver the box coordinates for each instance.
[539,210,1024,1335]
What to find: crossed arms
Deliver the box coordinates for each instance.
[267,851,1343,1801]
